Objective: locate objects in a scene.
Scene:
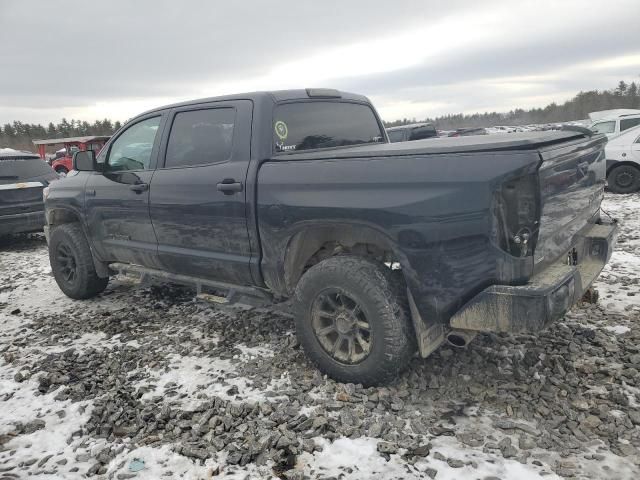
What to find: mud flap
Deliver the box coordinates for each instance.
[407,289,445,358]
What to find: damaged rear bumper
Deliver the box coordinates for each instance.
[449,221,618,333]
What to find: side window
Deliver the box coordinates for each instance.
[591,121,616,134]
[164,108,235,168]
[106,117,161,171]
[409,126,437,140]
[387,130,405,143]
[620,117,640,132]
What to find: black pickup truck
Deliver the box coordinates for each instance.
[44,89,617,385]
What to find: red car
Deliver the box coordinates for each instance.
[33,136,110,176]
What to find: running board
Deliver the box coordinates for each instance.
[109,262,272,307]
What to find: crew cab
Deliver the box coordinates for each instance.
[44,89,617,385]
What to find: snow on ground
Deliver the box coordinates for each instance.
[133,353,289,408]
[298,436,560,480]
[594,194,640,317]
[0,364,98,477]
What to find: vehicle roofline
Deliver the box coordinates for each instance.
[130,89,371,120]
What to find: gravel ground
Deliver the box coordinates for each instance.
[1,193,639,480]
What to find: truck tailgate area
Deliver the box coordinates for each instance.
[534,134,608,271]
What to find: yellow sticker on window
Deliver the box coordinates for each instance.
[274,121,288,141]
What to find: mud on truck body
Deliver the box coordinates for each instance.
[43,89,618,385]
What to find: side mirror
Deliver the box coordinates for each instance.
[73,150,96,171]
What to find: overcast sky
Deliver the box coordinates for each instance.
[1,0,639,125]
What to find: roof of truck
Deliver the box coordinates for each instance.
[137,89,371,117]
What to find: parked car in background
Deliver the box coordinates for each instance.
[44,88,616,385]
[448,127,487,137]
[386,123,438,143]
[605,124,640,193]
[0,148,58,237]
[33,136,110,176]
[590,113,640,138]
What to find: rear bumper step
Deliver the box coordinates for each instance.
[449,221,618,333]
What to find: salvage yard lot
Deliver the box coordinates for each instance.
[1,193,639,480]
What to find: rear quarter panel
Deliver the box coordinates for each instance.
[257,151,539,323]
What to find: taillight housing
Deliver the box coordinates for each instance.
[490,174,540,257]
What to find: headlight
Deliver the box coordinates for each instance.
[43,186,50,202]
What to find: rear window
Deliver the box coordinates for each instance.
[0,157,54,184]
[273,101,384,153]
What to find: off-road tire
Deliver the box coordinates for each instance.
[294,255,416,386]
[608,164,640,194]
[49,223,108,299]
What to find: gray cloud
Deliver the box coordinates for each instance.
[1,0,639,123]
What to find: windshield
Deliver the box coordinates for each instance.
[591,121,615,134]
[273,101,384,153]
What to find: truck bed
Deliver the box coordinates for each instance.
[278,131,590,160]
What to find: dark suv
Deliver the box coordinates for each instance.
[1,148,58,236]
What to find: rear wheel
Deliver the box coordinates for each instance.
[49,223,108,299]
[294,255,415,386]
[608,164,640,194]
[55,166,68,177]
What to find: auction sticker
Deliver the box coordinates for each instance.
[274,121,288,141]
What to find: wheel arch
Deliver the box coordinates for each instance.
[46,206,109,278]
[46,206,82,226]
[281,223,409,296]
[606,160,640,175]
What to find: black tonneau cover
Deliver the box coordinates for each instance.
[277,131,592,160]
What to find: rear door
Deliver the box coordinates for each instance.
[149,100,254,285]
[85,114,164,267]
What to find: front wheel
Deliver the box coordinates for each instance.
[49,223,108,299]
[608,164,640,194]
[294,255,416,386]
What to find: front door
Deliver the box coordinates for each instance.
[85,114,164,267]
[149,100,253,285]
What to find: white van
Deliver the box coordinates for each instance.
[605,124,640,193]
[591,113,640,138]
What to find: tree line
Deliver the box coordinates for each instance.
[1,80,639,152]
[0,119,123,152]
[384,80,640,129]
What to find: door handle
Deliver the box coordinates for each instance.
[217,179,243,195]
[130,183,149,193]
